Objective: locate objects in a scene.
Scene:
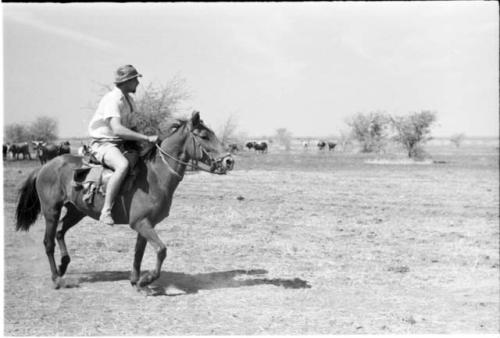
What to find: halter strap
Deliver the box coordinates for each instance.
[155,135,215,178]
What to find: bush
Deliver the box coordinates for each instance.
[4,123,31,143]
[337,129,353,152]
[347,111,391,153]
[391,110,437,158]
[134,77,190,135]
[217,115,239,146]
[450,133,466,148]
[29,116,58,142]
[274,128,293,151]
[4,116,59,143]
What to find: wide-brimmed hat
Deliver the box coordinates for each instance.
[114,65,142,84]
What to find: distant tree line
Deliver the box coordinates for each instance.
[4,116,59,143]
[5,76,456,162]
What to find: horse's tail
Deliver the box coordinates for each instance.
[15,169,41,231]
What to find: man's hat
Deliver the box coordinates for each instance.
[114,65,142,84]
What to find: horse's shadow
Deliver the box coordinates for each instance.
[72,269,311,296]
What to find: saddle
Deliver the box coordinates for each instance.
[72,141,146,205]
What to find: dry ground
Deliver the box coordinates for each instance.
[3,143,499,335]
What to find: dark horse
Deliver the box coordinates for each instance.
[15,111,234,290]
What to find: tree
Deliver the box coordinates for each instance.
[274,128,293,151]
[217,114,239,146]
[29,116,58,142]
[391,110,437,158]
[338,129,353,152]
[450,133,466,148]
[347,111,391,153]
[135,77,190,135]
[4,123,31,143]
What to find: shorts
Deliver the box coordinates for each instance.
[89,139,124,164]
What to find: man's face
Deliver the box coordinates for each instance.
[122,77,139,94]
[129,77,139,93]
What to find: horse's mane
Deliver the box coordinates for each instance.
[141,118,189,162]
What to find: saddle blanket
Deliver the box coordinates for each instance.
[72,151,139,205]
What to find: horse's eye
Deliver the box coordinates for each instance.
[171,125,179,131]
[199,132,210,140]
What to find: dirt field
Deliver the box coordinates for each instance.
[3,142,499,335]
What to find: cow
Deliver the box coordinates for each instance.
[9,142,32,160]
[246,141,255,150]
[327,142,337,151]
[317,140,326,150]
[227,143,239,154]
[58,141,71,155]
[253,141,268,154]
[3,143,9,159]
[32,141,59,165]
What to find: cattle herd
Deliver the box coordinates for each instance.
[3,138,338,163]
[226,139,337,154]
[3,141,72,164]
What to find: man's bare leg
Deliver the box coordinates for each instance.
[100,146,129,226]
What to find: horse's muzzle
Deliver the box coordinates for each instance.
[211,154,234,174]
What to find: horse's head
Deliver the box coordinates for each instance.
[159,111,234,175]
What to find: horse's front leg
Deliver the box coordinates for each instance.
[130,233,147,286]
[131,219,166,289]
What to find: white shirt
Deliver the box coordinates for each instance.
[88,87,137,139]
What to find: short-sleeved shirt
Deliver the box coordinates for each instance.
[88,87,137,140]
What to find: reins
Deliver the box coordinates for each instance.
[155,133,214,178]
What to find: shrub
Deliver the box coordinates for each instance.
[274,128,293,151]
[450,133,466,148]
[4,123,31,143]
[134,77,190,135]
[29,116,58,142]
[391,110,437,158]
[347,111,391,153]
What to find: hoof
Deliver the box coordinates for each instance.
[53,277,63,290]
[138,271,157,288]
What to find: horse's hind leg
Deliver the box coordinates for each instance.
[56,204,85,277]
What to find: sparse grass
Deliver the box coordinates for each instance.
[3,142,499,335]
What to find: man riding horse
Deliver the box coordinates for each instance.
[88,65,158,226]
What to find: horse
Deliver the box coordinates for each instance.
[32,141,59,165]
[15,111,234,291]
[9,142,32,160]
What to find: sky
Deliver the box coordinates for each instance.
[1,2,499,139]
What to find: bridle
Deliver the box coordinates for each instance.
[155,127,226,179]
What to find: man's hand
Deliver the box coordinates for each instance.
[147,135,159,143]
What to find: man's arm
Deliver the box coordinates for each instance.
[109,117,157,143]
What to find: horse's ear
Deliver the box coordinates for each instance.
[191,111,200,127]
